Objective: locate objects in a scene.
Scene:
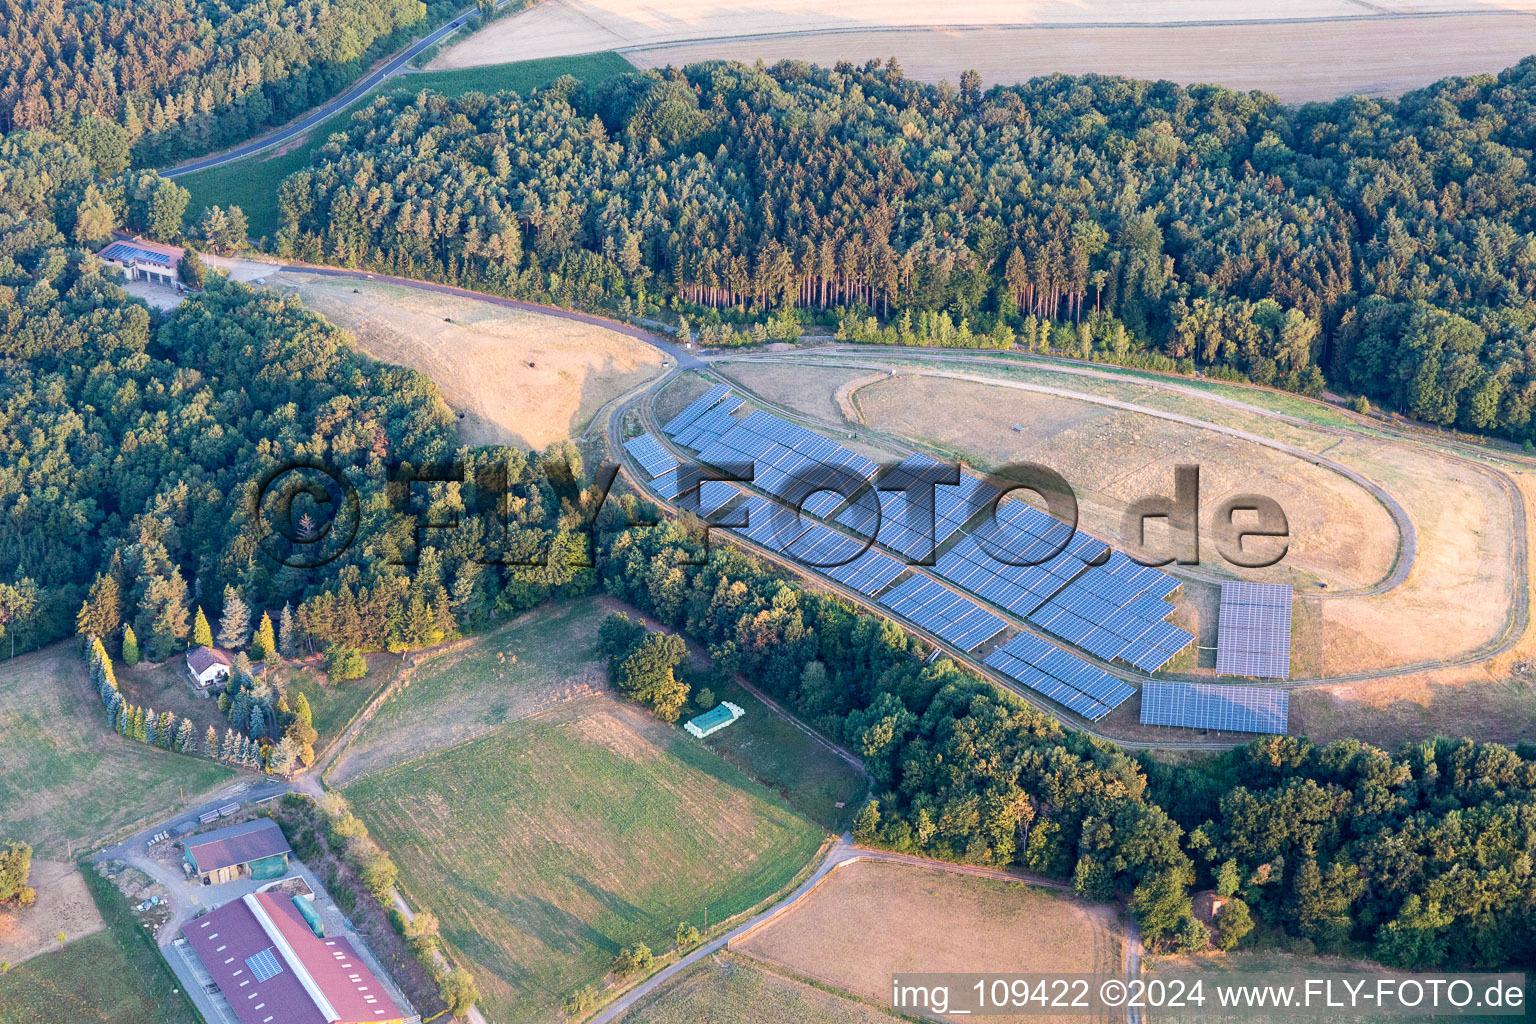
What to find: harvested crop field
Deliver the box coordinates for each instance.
[620,952,896,1024]
[736,858,1119,1024]
[0,862,104,970]
[265,271,667,448]
[0,645,236,857]
[432,0,1536,103]
[344,695,825,1024]
[626,17,1536,103]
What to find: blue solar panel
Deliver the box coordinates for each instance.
[663,384,731,435]
[880,576,1006,651]
[246,947,284,982]
[1140,680,1289,735]
[983,631,1135,720]
[1216,582,1293,678]
[822,548,906,595]
[623,433,679,478]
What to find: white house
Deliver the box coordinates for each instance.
[186,646,233,691]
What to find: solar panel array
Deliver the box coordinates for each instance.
[101,241,178,266]
[245,947,284,983]
[687,409,879,507]
[879,576,1007,651]
[1140,680,1289,734]
[1215,582,1293,679]
[623,433,679,478]
[984,631,1136,721]
[1028,551,1193,671]
[645,387,1195,719]
[663,384,732,435]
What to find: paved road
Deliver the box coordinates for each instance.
[588,838,1074,1024]
[162,1,508,178]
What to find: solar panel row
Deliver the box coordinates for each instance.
[1215,582,1293,678]
[1140,680,1289,734]
[622,433,679,478]
[721,498,900,595]
[880,576,1008,651]
[662,384,731,435]
[983,631,1136,721]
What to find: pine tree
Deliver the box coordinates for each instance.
[203,725,219,757]
[176,718,195,752]
[251,612,276,662]
[218,585,250,650]
[292,691,313,729]
[192,607,213,648]
[76,573,121,647]
[121,625,140,666]
[278,603,297,657]
[221,729,239,761]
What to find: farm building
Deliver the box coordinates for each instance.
[185,819,292,886]
[187,645,234,691]
[98,237,184,285]
[182,891,408,1024]
[684,701,744,738]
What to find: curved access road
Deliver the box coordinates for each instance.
[587,838,1076,1024]
[162,0,511,178]
[714,350,1419,601]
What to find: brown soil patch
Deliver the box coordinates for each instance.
[572,703,665,760]
[1315,439,1515,673]
[267,272,666,448]
[0,862,104,969]
[737,858,1119,1024]
[716,361,880,426]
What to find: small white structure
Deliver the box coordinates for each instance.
[186,646,233,691]
[684,700,745,739]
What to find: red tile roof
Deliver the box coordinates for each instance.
[187,819,291,874]
[183,892,405,1024]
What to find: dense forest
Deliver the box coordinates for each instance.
[0,0,460,168]
[273,58,1536,440]
[0,129,595,661]
[595,502,1536,966]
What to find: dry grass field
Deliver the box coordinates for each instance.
[328,597,612,784]
[264,271,667,448]
[775,367,1400,594]
[620,952,899,1024]
[736,859,1119,1024]
[0,862,104,970]
[343,695,826,1024]
[0,646,237,858]
[433,0,1536,102]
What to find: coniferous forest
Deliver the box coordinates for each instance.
[275,59,1536,441]
[0,0,459,167]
